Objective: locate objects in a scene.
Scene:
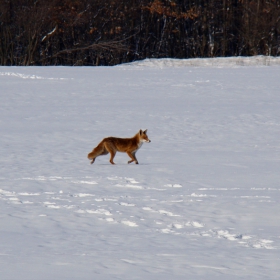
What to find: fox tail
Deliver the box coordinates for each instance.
[87,142,108,164]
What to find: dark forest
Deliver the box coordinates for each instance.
[0,0,279,66]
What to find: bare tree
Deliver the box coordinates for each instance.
[0,0,279,66]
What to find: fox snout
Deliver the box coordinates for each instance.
[140,129,151,143]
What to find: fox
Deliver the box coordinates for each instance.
[88,129,151,165]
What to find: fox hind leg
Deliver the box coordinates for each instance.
[110,153,116,164]
[104,143,116,164]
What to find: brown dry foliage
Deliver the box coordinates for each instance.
[143,0,198,20]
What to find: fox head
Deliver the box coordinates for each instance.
[139,129,151,143]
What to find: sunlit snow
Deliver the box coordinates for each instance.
[1,56,280,279]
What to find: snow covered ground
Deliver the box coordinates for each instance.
[1,56,280,279]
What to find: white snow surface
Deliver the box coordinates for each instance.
[1,56,280,279]
[122,55,280,68]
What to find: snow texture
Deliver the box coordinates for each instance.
[1,56,280,279]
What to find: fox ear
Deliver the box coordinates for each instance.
[139,129,143,135]
[143,129,147,134]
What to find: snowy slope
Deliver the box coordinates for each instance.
[1,57,280,279]
[122,55,280,67]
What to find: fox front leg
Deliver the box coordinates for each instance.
[127,152,138,164]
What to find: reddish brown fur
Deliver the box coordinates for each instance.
[88,129,151,165]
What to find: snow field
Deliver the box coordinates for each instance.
[1,57,280,279]
[0,174,277,249]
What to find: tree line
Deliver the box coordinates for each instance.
[0,0,279,66]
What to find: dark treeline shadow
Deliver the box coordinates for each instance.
[0,0,279,66]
